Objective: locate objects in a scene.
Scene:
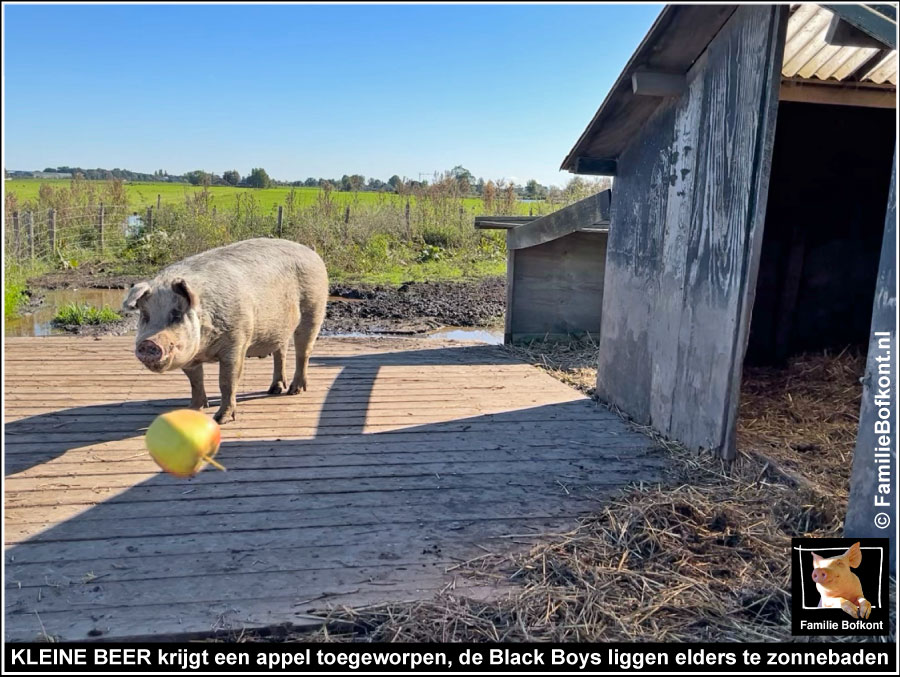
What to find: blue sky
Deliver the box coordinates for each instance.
[3,3,662,187]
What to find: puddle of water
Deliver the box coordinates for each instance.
[426,327,504,344]
[5,288,126,337]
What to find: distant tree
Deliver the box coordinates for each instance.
[247,167,271,189]
[450,165,474,194]
[186,170,210,186]
[388,175,402,191]
[348,174,365,191]
[525,179,547,199]
[302,177,317,187]
[223,169,241,185]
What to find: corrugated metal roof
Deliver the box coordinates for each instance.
[784,4,897,84]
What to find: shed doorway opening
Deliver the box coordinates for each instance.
[745,101,895,367]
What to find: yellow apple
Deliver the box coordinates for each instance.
[145,409,224,477]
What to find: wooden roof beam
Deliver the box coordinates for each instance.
[823,4,897,49]
[632,71,687,96]
[573,157,617,176]
[507,190,611,250]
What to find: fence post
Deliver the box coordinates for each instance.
[145,206,152,232]
[344,206,350,224]
[404,200,411,238]
[277,205,284,237]
[98,202,105,253]
[157,194,161,211]
[48,208,56,255]
[26,212,35,260]
[12,211,20,258]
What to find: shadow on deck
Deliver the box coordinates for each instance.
[4,338,668,641]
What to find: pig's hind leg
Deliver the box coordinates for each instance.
[288,299,326,395]
[268,346,289,395]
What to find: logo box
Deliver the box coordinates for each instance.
[792,537,890,636]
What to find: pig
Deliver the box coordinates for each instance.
[123,238,328,423]
[810,542,871,619]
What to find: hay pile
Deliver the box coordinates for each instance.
[246,340,891,643]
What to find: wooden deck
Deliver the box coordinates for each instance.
[4,335,668,642]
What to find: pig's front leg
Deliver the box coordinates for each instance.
[856,597,872,619]
[183,363,208,409]
[214,348,246,424]
[837,598,860,618]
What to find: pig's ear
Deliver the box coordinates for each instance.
[171,278,198,310]
[811,552,823,566]
[845,542,862,568]
[123,282,150,311]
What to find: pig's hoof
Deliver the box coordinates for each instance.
[858,598,872,619]
[840,600,859,618]
[287,380,306,395]
[267,382,285,395]
[213,409,235,424]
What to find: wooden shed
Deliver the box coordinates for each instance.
[559,4,896,542]
[475,190,610,343]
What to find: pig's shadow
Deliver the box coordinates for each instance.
[5,344,510,476]
[4,392,273,476]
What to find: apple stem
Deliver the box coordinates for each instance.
[202,455,227,472]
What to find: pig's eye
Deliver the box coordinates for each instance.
[169,310,183,324]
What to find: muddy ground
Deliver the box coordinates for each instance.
[21,267,506,337]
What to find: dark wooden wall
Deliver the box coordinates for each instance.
[506,231,606,343]
[595,5,786,457]
[746,102,896,365]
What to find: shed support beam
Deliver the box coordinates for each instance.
[573,157,617,176]
[631,71,687,96]
[825,15,888,48]
[823,4,897,49]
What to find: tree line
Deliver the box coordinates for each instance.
[7,164,600,200]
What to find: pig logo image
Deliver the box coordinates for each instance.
[811,542,871,619]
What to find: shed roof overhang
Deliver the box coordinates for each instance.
[561,3,898,175]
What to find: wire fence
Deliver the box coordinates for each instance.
[5,203,134,264]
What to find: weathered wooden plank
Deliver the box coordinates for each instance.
[596,5,786,456]
[507,190,610,250]
[508,231,606,341]
[778,80,896,108]
[845,145,896,569]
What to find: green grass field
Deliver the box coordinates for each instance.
[5,179,509,214]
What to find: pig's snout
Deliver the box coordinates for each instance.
[136,339,165,366]
[811,568,828,585]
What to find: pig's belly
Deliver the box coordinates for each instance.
[246,341,281,358]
